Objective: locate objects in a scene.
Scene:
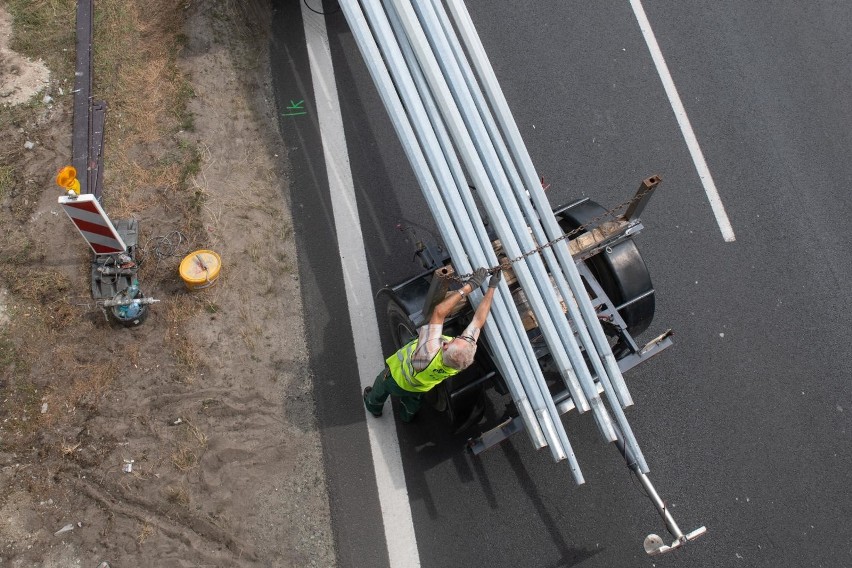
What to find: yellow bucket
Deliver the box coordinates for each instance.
[179,250,222,290]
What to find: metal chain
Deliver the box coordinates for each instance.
[441,185,655,283]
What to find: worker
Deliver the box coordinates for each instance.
[363,266,502,422]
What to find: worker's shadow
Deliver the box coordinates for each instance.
[395,400,601,568]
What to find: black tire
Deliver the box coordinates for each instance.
[557,200,655,336]
[386,299,417,350]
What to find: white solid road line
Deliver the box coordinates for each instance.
[300,5,422,568]
[629,0,737,242]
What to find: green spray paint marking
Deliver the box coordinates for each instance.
[282,99,307,117]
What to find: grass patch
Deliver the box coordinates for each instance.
[170,420,206,473]
[0,333,17,371]
[94,0,186,142]
[89,0,201,226]
[174,81,196,132]
[8,269,70,303]
[164,295,204,381]
[5,269,76,331]
[0,231,45,274]
[0,166,14,200]
[5,0,76,78]
[0,372,41,449]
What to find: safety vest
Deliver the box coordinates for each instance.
[386,335,460,393]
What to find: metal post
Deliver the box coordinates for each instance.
[72,0,94,195]
[612,429,707,554]
[406,0,629,464]
[624,175,661,221]
[382,0,601,477]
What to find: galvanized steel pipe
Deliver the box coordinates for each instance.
[338,0,552,456]
[377,0,576,462]
[445,0,650,473]
[423,0,619,445]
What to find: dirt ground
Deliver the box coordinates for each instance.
[0,1,337,566]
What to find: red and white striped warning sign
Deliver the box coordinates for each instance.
[58,194,127,255]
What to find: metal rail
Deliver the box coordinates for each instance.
[72,0,93,194]
[72,0,106,199]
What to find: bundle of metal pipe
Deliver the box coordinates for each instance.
[339,0,649,483]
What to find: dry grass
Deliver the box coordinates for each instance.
[170,418,207,473]
[165,295,204,381]
[245,241,262,263]
[236,302,261,352]
[60,441,81,457]
[47,348,119,415]
[164,484,191,507]
[171,446,198,472]
[86,0,202,225]
[5,270,76,331]
[137,520,155,544]
[0,165,13,200]
[95,1,187,139]
[0,228,41,267]
[184,419,208,448]
[0,367,40,446]
[0,332,17,371]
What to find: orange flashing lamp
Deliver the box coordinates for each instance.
[56,166,81,195]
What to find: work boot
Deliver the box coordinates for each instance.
[363,386,382,417]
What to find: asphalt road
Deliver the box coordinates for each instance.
[271,1,851,567]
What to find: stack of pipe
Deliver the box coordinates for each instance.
[339,0,649,484]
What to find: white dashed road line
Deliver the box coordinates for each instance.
[630,0,737,242]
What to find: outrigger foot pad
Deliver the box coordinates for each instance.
[644,526,707,556]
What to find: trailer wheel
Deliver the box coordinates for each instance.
[386,300,418,349]
[557,200,655,336]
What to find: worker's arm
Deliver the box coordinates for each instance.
[429,267,488,324]
[465,269,501,335]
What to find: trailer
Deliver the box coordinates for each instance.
[378,181,704,555]
[378,179,668,440]
[338,0,706,554]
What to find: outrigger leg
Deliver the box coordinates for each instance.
[613,433,707,555]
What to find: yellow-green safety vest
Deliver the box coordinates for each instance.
[386,335,460,393]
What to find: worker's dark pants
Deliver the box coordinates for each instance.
[364,368,423,422]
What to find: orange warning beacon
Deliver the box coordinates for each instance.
[56,166,81,195]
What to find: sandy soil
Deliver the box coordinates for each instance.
[0,9,49,106]
[0,2,337,566]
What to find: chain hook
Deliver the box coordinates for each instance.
[437,185,655,282]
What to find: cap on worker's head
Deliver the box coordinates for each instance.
[442,335,477,370]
